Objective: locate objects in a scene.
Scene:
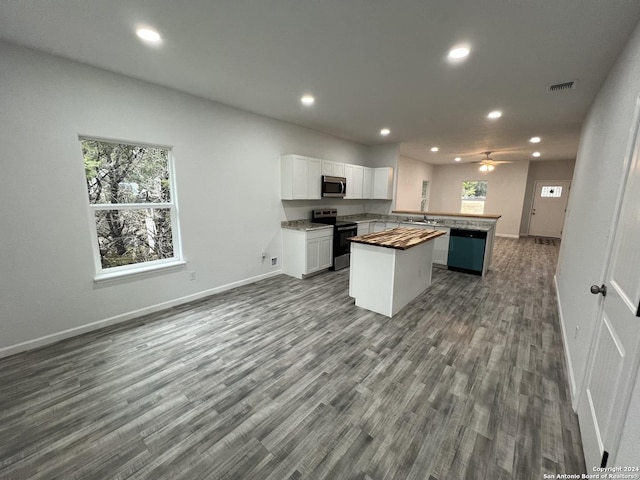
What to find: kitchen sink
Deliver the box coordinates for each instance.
[404,220,439,227]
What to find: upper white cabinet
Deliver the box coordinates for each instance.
[321,160,345,178]
[362,167,373,199]
[372,167,394,200]
[281,154,321,200]
[344,164,364,199]
[282,155,393,201]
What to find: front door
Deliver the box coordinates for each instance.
[528,180,571,238]
[577,105,640,468]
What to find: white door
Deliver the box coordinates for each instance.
[528,180,571,237]
[577,109,640,469]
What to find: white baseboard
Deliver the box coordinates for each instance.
[0,270,283,359]
[495,233,520,238]
[555,274,578,410]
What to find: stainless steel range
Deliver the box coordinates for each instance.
[312,209,357,271]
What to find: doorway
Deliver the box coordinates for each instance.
[528,180,571,238]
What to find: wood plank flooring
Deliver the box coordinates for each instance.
[0,237,585,479]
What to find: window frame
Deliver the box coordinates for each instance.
[420,180,430,212]
[80,136,184,282]
[460,180,488,215]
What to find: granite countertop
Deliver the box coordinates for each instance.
[281,220,334,231]
[348,227,446,250]
[282,213,496,232]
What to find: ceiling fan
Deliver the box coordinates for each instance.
[474,151,513,173]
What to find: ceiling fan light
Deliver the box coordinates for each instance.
[479,164,488,172]
[488,164,495,172]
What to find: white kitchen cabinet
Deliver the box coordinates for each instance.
[372,167,394,200]
[432,227,450,266]
[282,227,333,279]
[281,154,322,200]
[344,164,364,199]
[356,222,370,236]
[321,160,345,178]
[362,167,373,198]
[385,222,399,229]
[371,221,387,233]
[400,222,449,267]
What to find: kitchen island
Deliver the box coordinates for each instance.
[348,227,445,317]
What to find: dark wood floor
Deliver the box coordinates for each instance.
[0,237,585,479]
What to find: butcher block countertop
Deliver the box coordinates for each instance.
[348,227,446,250]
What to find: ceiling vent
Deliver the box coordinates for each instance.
[547,81,576,92]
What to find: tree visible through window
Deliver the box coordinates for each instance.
[461,181,488,214]
[81,138,180,273]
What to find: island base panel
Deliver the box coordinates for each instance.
[349,241,434,317]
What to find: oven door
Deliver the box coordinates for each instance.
[332,224,357,270]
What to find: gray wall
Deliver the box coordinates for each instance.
[0,41,376,355]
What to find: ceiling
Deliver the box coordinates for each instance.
[1,0,639,165]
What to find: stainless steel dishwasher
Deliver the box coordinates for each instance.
[447,228,487,275]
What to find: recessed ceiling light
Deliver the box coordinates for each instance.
[448,46,470,61]
[430,147,439,152]
[532,151,541,157]
[487,110,502,119]
[454,157,462,162]
[300,95,315,106]
[136,28,161,43]
[530,136,541,143]
[380,128,390,136]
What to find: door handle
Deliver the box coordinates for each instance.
[590,284,607,297]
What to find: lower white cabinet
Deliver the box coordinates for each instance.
[371,221,387,233]
[432,227,450,266]
[282,228,333,279]
[400,222,450,266]
[357,222,370,235]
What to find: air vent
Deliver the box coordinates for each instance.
[547,81,576,92]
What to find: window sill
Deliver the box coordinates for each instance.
[94,260,187,284]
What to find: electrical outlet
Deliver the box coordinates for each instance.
[262,252,268,261]
[271,257,278,267]
[189,271,197,281]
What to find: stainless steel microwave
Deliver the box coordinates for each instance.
[322,175,346,198]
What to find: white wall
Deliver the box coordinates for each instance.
[395,156,434,211]
[555,21,640,465]
[519,159,576,235]
[0,41,372,355]
[429,161,529,237]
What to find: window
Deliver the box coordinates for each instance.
[420,180,430,211]
[541,185,563,198]
[80,138,181,277]
[461,181,488,214]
